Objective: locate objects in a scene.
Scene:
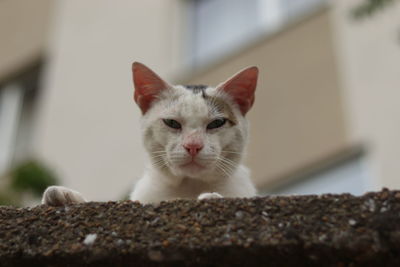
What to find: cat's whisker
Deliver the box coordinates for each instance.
[216,162,232,178]
[151,159,166,166]
[150,156,167,163]
[217,156,235,169]
[218,156,237,169]
[151,157,165,165]
[151,153,167,157]
[159,162,169,169]
[150,151,167,155]
[221,161,235,173]
[217,161,236,177]
[221,155,238,164]
[150,155,167,161]
[150,154,166,158]
[152,158,169,170]
[220,154,239,160]
[150,154,167,162]
[221,150,241,155]
[215,162,227,175]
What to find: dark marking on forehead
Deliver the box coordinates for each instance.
[206,96,238,125]
[184,84,208,96]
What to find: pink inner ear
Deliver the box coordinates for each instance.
[218,66,258,115]
[132,62,169,114]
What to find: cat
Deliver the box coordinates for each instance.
[42,62,258,205]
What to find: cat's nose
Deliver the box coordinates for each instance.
[183,143,203,157]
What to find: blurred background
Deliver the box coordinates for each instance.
[1,0,400,205]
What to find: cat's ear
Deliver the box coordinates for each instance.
[132,62,170,114]
[217,66,258,115]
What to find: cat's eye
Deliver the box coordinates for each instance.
[207,118,227,130]
[162,119,182,129]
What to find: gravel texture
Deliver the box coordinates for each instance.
[1,189,400,266]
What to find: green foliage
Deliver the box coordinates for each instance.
[0,160,58,206]
[352,0,398,19]
[10,160,58,196]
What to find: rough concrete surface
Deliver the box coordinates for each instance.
[0,189,400,266]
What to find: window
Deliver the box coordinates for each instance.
[188,0,329,67]
[0,84,24,174]
[0,65,42,175]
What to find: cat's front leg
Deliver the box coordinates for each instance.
[42,186,87,206]
[197,192,223,200]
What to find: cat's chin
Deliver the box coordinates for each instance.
[180,161,204,171]
[170,162,212,178]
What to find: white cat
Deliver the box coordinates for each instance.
[42,62,258,205]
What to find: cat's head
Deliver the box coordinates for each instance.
[132,62,258,181]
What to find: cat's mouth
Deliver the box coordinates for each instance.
[180,160,204,170]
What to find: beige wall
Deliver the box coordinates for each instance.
[34,0,186,201]
[332,0,400,189]
[0,0,52,81]
[186,10,348,188]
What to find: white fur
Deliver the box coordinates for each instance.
[198,192,223,200]
[42,186,86,206]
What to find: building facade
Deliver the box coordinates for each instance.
[1,0,400,201]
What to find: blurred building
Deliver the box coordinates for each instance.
[1,0,400,201]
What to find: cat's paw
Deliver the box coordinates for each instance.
[197,192,223,200]
[42,186,86,206]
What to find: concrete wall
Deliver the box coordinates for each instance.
[33,0,186,201]
[332,0,400,189]
[186,10,348,188]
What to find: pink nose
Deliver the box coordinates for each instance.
[183,143,203,157]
